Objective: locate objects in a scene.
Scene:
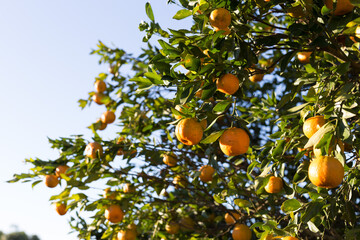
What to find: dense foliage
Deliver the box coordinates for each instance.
[10,0,360,239]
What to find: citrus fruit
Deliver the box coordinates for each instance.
[105,205,124,223]
[117,224,137,240]
[303,115,325,138]
[249,72,265,83]
[282,237,299,240]
[45,175,59,188]
[101,111,116,124]
[219,127,250,156]
[325,0,354,15]
[55,203,67,216]
[85,142,103,159]
[200,119,207,130]
[173,175,187,188]
[308,156,344,188]
[183,55,201,71]
[174,104,189,119]
[232,223,252,240]
[94,80,106,93]
[123,183,135,193]
[103,188,117,199]
[264,176,283,194]
[163,154,178,167]
[92,93,105,105]
[175,118,203,145]
[199,165,215,182]
[165,221,180,234]
[95,119,107,130]
[297,52,312,63]
[216,73,240,95]
[55,165,70,178]
[214,26,231,35]
[225,211,241,225]
[209,8,231,29]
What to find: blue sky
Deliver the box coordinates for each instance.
[0,1,191,239]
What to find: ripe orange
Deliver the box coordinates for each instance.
[116,137,125,155]
[173,175,187,188]
[282,237,299,240]
[214,26,231,35]
[209,8,231,30]
[297,52,312,64]
[232,224,252,240]
[264,176,283,194]
[225,211,241,225]
[219,127,250,156]
[55,203,67,216]
[55,165,70,178]
[92,92,105,105]
[163,154,178,167]
[94,80,106,93]
[249,73,265,83]
[101,111,116,124]
[123,183,135,193]
[199,165,215,183]
[105,205,124,223]
[308,156,344,188]
[103,188,117,199]
[85,142,103,159]
[165,221,180,234]
[313,139,344,158]
[325,0,354,15]
[96,119,107,131]
[200,119,207,130]
[303,115,325,138]
[216,73,239,95]
[117,224,137,240]
[45,175,59,188]
[175,118,203,145]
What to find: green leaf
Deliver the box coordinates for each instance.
[304,122,335,149]
[212,100,232,114]
[201,130,225,144]
[234,199,251,208]
[301,201,324,223]
[281,199,302,213]
[173,9,192,20]
[213,194,226,204]
[145,2,154,21]
[307,221,320,233]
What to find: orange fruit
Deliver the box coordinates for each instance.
[325,0,354,15]
[45,175,59,188]
[117,224,137,240]
[232,224,252,240]
[95,119,107,131]
[303,115,325,138]
[101,111,116,124]
[173,175,187,188]
[55,203,67,216]
[55,165,70,178]
[123,183,135,193]
[199,165,215,182]
[297,52,312,64]
[103,188,117,199]
[216,73,239,95]
[165,221,180,234]
[94,80,106,93]
[175,118,203,145]
[174,104,189,119]
[209,8,231,30]
[219,127,250,156]
[225,211,241,225]
[264,176,283,194]
[214,26,231,35]
[313,139,344,158]
[105,205,124,223]
[116,137,126,155]
[282,237,299,240]
[249,73,265,83]
[179,217,195,231]
[308,156,344,188]
[85,142,103,159]
[92,92,105,105]
[200,119,207,130]
[163,154,178,167]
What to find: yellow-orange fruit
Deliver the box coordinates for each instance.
[219,127,250,156]
[175,118,203,145]
[55,165,70,178]
[163,154,178,167]
[101,111,116,124]
[209,8,231,30]
[308,156,344,188]
[173,175,187,188]
[325,0,354,15]
[103,188,117,200]
[232,224,252,240]
[303,116,326,138]
[92,92,105,105]
[214,26,231,35]
[225,211,241,225]
[45,175,59,188]
[96,119,107,130]
[199,165,215,182]
[249,73,265,83]
[105,205,124,223]
[55,203,67,216]
[264,176,283,194]
[165,221,180,234]
[85,142,103,159]
[297,52,312,63]
[200,119,207,130]
[282,237,299,240]
[123,183,135,193]
[216,73,239,95]
[117,224,137,240]
[94,80,106,93]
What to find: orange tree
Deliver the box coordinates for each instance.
[9,0,360,239]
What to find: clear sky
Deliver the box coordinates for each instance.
[0,1,191,239]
